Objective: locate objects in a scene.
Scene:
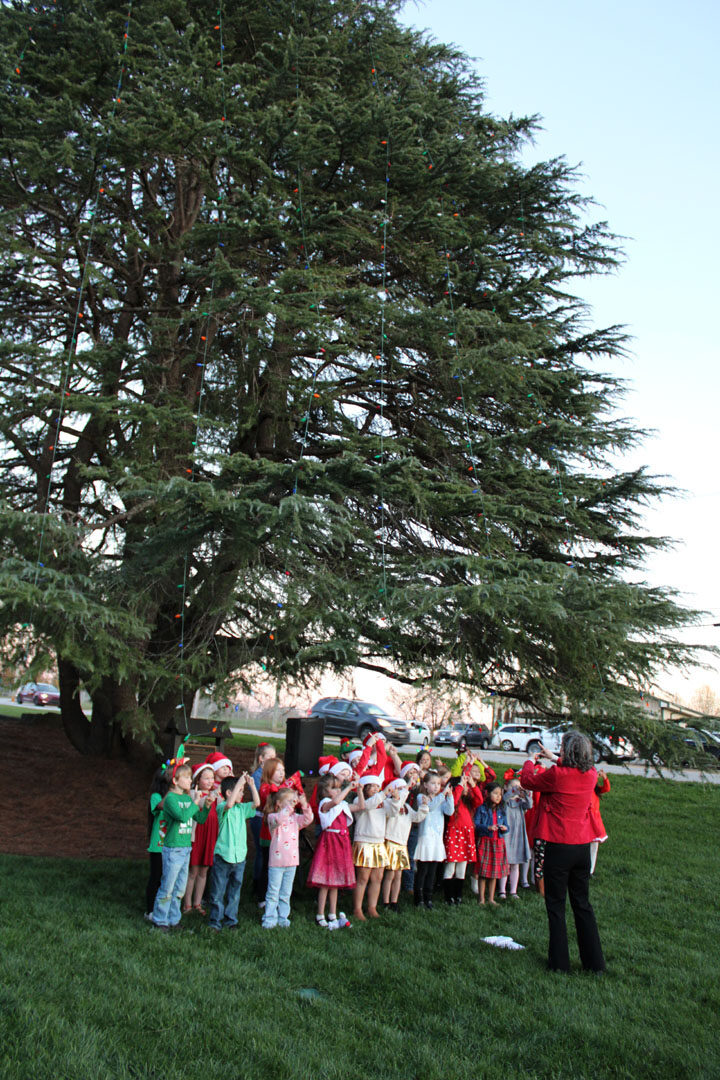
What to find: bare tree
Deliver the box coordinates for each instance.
[689,684,720,717]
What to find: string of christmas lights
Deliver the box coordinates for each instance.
[30,0,134,587]
[175,4,231,726]
[261,10,331,680]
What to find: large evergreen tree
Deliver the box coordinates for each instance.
[0,0,699,755]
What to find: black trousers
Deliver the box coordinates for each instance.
[543,842,605,973]
[145,851,163,914]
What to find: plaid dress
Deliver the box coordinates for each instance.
[475,805,509,879]
[477,833,509,879]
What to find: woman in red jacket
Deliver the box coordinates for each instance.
[520,731,605,975]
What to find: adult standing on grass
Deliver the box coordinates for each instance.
[520,732,606,975]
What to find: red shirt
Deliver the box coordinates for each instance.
[519,760,598,845]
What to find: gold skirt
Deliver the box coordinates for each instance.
[384,840,410,871]
[352,841,390,869]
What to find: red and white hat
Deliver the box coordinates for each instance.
[362,731,385,747]
[347,749,363,767]
[359,774,383,786]
[385,777,408,792]
[318,755,339,775]
[400,761,420,779]
[330,761,352,777]
[192,762,214,784]
[205,751,233,773]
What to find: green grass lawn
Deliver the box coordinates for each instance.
[1,774,718,1080]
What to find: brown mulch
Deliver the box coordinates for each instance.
[0,715,256,860]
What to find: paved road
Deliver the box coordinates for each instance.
[5,701,716,784]
[228,724,720,785]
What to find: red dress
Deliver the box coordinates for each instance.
[189,799,219,867]
[444,784,483,862]
[306,801,356,889]
[589,775,610,841]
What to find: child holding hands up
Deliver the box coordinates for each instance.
[263,787,314,929]
[150,761,213,930]
[208,772,260,931]
[307,772,358,928]
[474,783,509,906]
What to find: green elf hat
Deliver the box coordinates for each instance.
[340,737,362,756]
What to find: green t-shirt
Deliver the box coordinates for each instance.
[214,800,256,864]
[148,792,165,853]
[161,791,210,848]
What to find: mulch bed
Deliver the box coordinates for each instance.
[0,715,257,860]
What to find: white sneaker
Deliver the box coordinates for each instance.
[315,914,328,928]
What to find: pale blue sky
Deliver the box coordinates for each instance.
[398,0,720,698]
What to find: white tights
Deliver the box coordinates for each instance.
[499,864,520,896]
[443,861,467,880]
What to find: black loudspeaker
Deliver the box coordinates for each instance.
[285,715,326,776]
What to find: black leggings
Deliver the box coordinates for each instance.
[414,860,440,903]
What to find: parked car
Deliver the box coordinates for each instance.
[15,682,60,706]
[405,722,431,748]
[433,722,492,751]
[542,723,636,763]
[306,698,411,747]
[649,728,720,768]
[489,723,549,754]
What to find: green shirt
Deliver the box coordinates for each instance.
[214,800,256,864]
[161,791,210,848]
[147,792,165,853]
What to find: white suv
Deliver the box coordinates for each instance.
[491,723,550,754]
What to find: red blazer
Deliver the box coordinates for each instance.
[519,760,598,845]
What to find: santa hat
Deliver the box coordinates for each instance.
[504,768,517,782]
[318,755,339,775]
[192,762,214,784]
[359,774,383,786]
[400,761,419,779]
[330,762,352,777]
[362,731,385,747]
[347,749,363,767]
[204,751,233,773]
[385,778,408,792]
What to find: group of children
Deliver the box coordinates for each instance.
[145,733,610,932]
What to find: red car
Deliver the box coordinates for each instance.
[16,682,60,706]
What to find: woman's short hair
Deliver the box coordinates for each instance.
[561,730,594,773]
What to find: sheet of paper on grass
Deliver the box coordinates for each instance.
[482,935,525,950]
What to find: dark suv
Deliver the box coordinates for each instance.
[307,698,411,747]
[433,722,492,750]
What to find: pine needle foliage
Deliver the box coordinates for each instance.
[0,0,703,752]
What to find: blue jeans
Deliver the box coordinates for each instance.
[263,865,296,928]
[152,846,191,927]
[209,855,246,929]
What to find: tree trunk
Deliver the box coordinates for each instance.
[58,658,155,764]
